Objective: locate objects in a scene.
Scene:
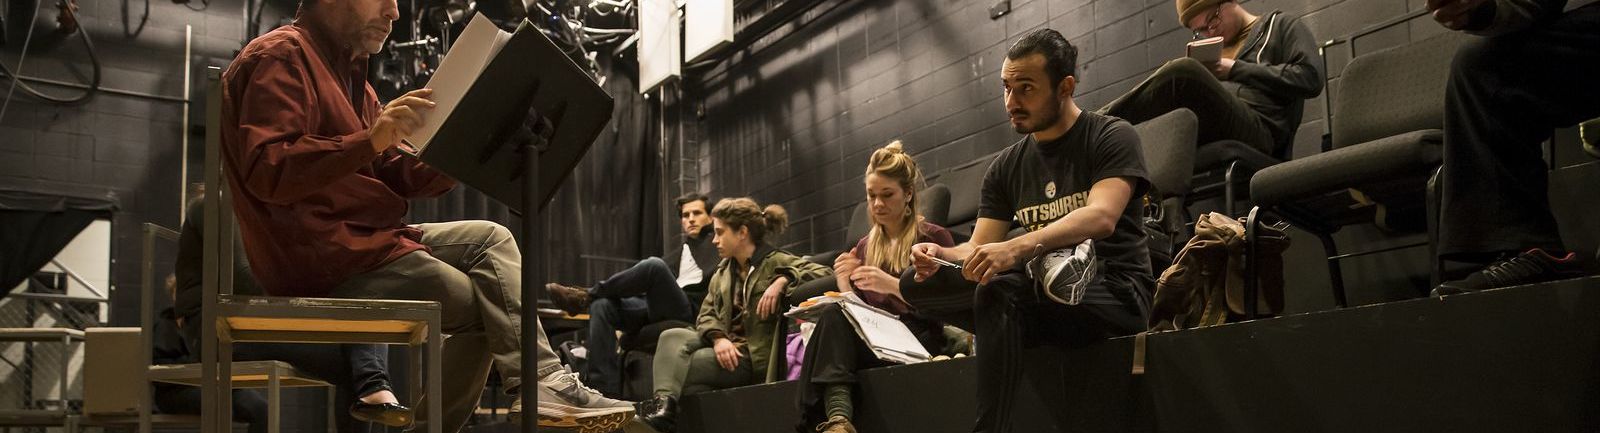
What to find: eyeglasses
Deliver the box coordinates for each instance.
[1191,8,1221,40]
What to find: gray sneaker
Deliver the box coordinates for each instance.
[1027,239,1097,305]
[513,367,633,433]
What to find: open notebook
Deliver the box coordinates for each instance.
[787,291,931,365]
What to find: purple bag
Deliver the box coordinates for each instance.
[785,327,807,381]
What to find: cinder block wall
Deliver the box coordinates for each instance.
[687,0,1461,311]
[0,0,281,321]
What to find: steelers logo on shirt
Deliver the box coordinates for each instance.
[1044,181,1057,199]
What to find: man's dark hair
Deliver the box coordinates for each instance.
[675,192,710,210]
[1006,28,1078,89]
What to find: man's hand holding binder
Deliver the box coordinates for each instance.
[374,88,436,153]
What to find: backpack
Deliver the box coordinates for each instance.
[1132,211,1290,374]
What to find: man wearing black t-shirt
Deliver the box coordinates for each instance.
[900,29,1152,433]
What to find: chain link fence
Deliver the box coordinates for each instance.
[0,273,95,421]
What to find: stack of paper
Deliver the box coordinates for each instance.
[404,13,515,154]
[786,291,931,364]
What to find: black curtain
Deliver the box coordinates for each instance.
[0,190,118,295]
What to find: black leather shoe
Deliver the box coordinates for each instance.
[634,394,677,433]
[350,401,414,428]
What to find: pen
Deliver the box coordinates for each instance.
[928,256,962,270]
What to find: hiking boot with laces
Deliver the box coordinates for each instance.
[815,415,857,433]
[1431,248,1585,296]
[545,283,593,316]
[510,366,633,433]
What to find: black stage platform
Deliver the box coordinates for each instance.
[672,276,1600,433]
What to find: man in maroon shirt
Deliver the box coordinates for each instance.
[219,0,633,431]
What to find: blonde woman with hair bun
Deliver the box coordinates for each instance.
[793,140,967,433]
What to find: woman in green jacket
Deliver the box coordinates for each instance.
[636,197,832,432]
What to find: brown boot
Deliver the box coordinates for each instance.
[545,283,592,316]
[815,415,856,433]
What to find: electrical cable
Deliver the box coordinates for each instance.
[122,0,150,37]
[0,1,42,122]
[182,0,210,12]
[0,0,102,108]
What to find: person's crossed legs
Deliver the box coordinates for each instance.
[1433,5,1600,295]
[329,220,632,431]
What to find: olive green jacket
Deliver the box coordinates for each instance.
[695,245,831,382]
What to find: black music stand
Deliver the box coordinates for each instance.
[410,19,614,433]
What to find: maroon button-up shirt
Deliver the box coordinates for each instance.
[220,22,456,297]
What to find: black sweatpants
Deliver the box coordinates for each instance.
[899,267,1146,433]
[1098,58,1277,154]
[1437,4,1600,260]
[792,304,948,429]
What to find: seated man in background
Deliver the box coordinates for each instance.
[219,0,631,430]
[1099,0,1323,156]
[153,273,269,433]
[543,192,720,398]
[901,29,1152,433]
[1429,0,1599,294]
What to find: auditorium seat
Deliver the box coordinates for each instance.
[1188,138,1288,217]
[934,158,998,244]
[1131,108,1200,272]
[1250,32,1467,307]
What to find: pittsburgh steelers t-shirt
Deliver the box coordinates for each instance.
[978,110,1152,305]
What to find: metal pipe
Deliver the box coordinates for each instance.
[520,135,543,433]
[139,223,158,433]
[4,292,110,304]
[47,259,105,299]
[181,25,193,224]
[392,36,440,49]
[0,73,186,103]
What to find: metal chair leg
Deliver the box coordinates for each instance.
[1427,166,1444,289]
[268,369,281,433]
[326,385,336,433]
[1244,206,1262,320]
[427,319,443,433]
[219,336,234,433]
[1314,230,1348,308]
[1224,160,1240,217]
[411,340,423,421]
